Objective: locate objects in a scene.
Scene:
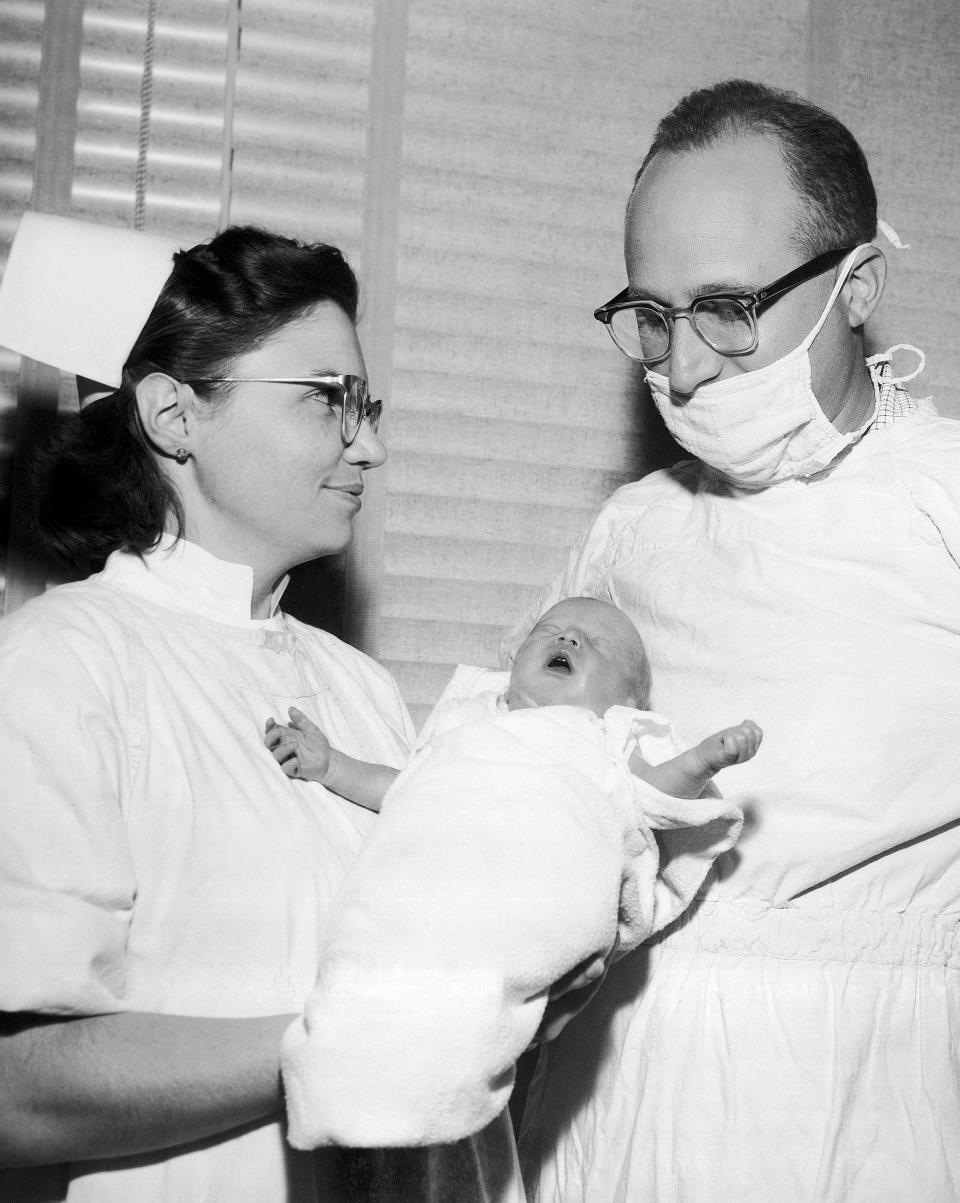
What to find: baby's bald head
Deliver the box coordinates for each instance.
[507,597,651,716]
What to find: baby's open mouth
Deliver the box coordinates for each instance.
[545,649,574,674]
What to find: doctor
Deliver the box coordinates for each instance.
[513,78,960,1202]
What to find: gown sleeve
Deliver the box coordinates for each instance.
[908,468,960,574]
[0,597,136,1015]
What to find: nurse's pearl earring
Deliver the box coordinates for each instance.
[174,447,190,465]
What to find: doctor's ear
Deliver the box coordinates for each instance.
[843,246,886,328]
[135,372,197,460]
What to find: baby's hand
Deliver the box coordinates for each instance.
[631,718,763,799]
[263,707,332,783]
[696,719,763,774]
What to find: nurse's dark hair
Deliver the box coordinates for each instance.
[632,79,877,257]
[37,225,359,569]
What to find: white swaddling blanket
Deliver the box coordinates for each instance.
[282,668,742,1149]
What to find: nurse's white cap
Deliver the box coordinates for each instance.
[0,212,185,390]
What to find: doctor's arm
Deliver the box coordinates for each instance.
[0,1010,293,1166]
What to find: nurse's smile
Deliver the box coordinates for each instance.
[325,482,363,507]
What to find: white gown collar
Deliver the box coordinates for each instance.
[100,534,290,627]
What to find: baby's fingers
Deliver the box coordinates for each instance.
[266,727,299,767]
[264,720,293,750]
[738,718,763,757]
[720,720,763,763]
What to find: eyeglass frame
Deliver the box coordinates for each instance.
[593,245,857,365]
[190,374,382,447]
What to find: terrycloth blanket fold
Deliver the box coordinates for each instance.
[282,671,742,1149]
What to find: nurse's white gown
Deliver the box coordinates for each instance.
[0,536,523,1203]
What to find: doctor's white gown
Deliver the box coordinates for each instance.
[513,398,960,1203]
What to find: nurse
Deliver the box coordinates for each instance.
[0,216,523,1202]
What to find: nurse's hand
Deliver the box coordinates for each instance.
[532,935,618,1045]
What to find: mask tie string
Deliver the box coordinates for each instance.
[866,344,926,386]
[876,218,910,250]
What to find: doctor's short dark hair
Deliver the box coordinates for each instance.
[632,79,878,259]
[38,225,359,570]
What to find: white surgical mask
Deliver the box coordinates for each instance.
[645,246,874,489]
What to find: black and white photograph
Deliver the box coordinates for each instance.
[0,2,958,1200]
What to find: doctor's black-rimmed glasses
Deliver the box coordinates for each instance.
[593,245,856,365]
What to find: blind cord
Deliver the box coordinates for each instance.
[134,0,159,230]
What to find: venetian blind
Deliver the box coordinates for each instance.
[0,1,43,248]
[70,0,229,242]
[0,0,46,607]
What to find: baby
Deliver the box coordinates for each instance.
[265,596,761,807]
[277,598,760,1152]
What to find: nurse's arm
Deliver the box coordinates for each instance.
[0,1010,293,1167]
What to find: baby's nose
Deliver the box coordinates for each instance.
[557,629,581,648]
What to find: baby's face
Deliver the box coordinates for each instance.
[507,597,648,716]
